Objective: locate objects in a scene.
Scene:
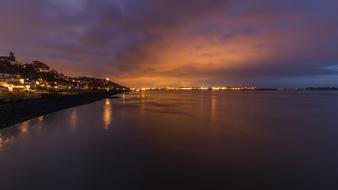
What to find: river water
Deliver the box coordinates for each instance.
[1,91,338,190]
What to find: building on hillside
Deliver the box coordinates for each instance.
[0,52,16,64]
[0,73,25,92]
[0,86,9,92]
[0,73,22,83]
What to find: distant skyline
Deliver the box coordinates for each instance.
[1,0,338,87]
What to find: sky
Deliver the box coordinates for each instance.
[0,0,338,88]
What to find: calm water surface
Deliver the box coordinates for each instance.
[1,91,338,190]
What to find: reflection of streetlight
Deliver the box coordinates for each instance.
[103,99,112,129]
[70,109,77,129]
[19,79,24,84]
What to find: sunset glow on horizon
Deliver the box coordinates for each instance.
[1,0,338,88]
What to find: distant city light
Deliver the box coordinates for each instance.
[130,86,256,92]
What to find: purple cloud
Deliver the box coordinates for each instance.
[0,0,337,87]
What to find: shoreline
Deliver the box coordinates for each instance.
[0,91,122,128]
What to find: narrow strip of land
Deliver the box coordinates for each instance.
[0,92,122,128]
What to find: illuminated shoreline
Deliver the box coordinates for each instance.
[129,86,338,92]
[130,86,256,92]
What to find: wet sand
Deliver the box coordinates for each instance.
[0,92,122,128]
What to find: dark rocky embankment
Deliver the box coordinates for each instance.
[0,92,122,128]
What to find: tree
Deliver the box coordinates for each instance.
[40,70,59,83]
[32,61,50,72]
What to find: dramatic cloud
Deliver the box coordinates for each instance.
[0,0,338,87]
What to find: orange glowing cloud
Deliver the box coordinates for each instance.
[1,0,338,87]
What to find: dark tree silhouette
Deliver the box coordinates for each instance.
[32,61,50,71]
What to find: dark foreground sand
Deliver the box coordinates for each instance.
[0,92,121,128]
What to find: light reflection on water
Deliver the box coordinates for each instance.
[103,99,112,129]
[0,91,338,189]
[210,91,217,129]
[19,121,30,134]
[70,109,78,129]
[0,131,13,151]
